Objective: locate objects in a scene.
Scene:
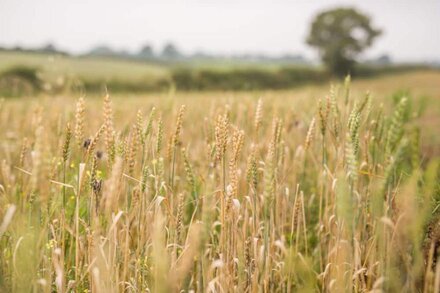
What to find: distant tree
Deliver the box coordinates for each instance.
[161,43,181,59]
[139,44,154,59]
[40,43,58,53]
[306,8,382,76]
[375,54,392,65]
[119,49,131,58]
[87,45,117,56]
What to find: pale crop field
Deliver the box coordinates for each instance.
[0,71,440,292]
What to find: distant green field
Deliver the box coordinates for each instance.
[0,51,169,83]
[0,51,302,83]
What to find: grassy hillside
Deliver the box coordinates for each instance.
[0,50,304,81]
[0,51,169,82]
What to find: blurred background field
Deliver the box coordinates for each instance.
[0,49,435,95]
[0,50,169,81]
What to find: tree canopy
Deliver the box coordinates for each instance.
[161,43,181,59]
[307,8,382,76]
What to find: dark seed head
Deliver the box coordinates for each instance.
[83,138,91,149]
[92,179,102,194]
[96,150,103,159]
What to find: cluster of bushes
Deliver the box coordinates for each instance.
[170,64,434,91]
[171,67,327,91]
[0,66,41,96]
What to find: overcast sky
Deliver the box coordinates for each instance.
[0,0,439,62]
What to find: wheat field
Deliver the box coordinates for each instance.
[0,72,440,292]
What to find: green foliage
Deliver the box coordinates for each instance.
[307,8,381,76]
[1,66,40,86]
[171,67,327,91]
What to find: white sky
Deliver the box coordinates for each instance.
[0,0,439,62]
